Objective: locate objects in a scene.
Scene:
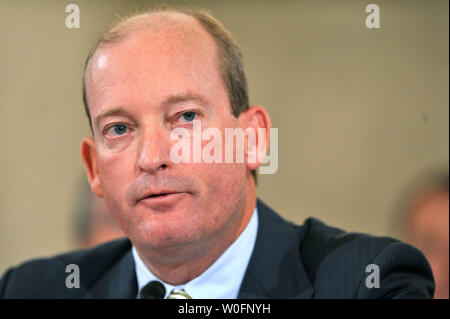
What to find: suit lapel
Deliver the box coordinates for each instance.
[238,199,314,299]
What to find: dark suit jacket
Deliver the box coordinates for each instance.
[0,199,434,298]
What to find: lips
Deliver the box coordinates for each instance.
[137,190,186,203]
[143,192,178,199]
[135,191,188,210]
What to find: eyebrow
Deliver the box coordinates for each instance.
[94,108,133,129]
[163,93,209,108]
[94,93,210,129]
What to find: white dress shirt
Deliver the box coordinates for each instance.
[132,206,258,299]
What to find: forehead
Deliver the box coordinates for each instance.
[86,14,226,114]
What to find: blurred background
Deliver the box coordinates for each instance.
[0,0,448,297]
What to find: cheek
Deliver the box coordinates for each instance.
[97,151,136,216]
[99,154,129,187]
[206,164,248,235]
[194,161,248,221]
[190,127,248,206]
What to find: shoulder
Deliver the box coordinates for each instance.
[295,217,435,298]
[0,238,131,298]
[297,217,397,272]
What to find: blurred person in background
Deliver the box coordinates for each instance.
[73,178,124,249]
[395,169,449,299]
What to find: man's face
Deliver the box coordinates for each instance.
[83,19,251,257]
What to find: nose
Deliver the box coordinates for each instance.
[137,124,171,174]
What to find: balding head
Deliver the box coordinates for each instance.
[94,11,206,46]
[85,11,223,124]
[83,8,249,130]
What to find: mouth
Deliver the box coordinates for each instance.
[137,191,188,207]
[143,192,179,199]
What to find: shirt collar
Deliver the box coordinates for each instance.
[132,206,259,299]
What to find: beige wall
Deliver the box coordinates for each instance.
[0,0,448,274]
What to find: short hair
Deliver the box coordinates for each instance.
[82,6,257,182]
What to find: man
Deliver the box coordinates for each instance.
[396,171,448,299]
[0,7,434,298]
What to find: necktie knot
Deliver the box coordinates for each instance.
[167,288,192,299]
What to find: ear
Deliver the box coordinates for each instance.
[238,106,272,171]
[80,137,103,197]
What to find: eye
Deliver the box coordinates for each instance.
[180,111,196,122]
[106,124,128,136]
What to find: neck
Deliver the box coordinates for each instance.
[135,178,257,285]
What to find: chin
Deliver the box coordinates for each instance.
[130,215,201,249]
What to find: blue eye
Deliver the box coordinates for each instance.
[109,124,127,136]
[181,111,196,122]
